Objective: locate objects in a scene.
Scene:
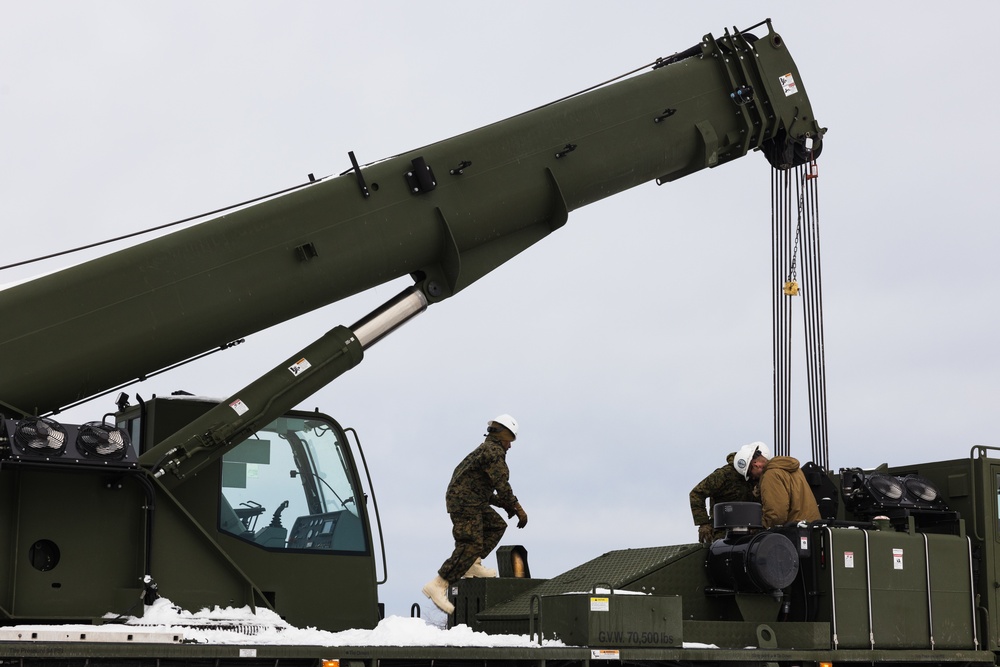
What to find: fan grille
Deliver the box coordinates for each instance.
[14,418,68,456]
[77,422,130,460]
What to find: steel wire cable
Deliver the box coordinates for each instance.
[800,164,829,469]
[771,168,793,457]
[771,161,829,469]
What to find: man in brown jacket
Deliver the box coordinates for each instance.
[739,450,820,528]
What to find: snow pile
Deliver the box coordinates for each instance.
[91,598,566,647]
[9,598,720,649]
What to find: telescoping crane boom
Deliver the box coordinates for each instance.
[0,19,828,639]
[0,20,821,425]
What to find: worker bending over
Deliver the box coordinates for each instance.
[734,442,820,528]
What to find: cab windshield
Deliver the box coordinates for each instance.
[219,413,367,553]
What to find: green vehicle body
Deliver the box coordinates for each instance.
[5,17,989,667]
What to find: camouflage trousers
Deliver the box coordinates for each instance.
[438,506,507,582]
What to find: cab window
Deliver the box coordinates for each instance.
[219,414,366,553]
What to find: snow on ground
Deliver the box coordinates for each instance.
[3,597,720,648]
[7,598,564,647]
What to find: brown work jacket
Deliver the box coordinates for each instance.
[759,456,821,528]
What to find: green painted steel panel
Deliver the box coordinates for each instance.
[539,593,682,647]
[822,527,975,650]
[479,545,700,619]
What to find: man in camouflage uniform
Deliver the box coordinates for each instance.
[422,414,528,614]
[689,443,767,544]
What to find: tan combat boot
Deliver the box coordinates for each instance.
[421,575,454,614]
[463,557,497,578]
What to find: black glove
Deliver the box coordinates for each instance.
[514,502,528,529]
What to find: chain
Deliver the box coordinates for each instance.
[783,173,808,296]
[784,225,801,296]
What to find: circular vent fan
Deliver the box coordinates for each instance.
[14,418,68,456]
[867,473,904,501]
[77,421,130,460]
[903,475,942,505]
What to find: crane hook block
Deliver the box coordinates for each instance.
[783,280,800,296]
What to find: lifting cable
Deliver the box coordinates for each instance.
[770,157,829,470]
[0,179,319,274]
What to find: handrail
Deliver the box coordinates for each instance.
[966,445,1000,543]
[922,533,935,650]
[346,427,388,586]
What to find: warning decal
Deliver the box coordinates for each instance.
[779,72,798,96]
[289,357,312,376]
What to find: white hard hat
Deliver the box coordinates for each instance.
[489,414,519,439]
[733,441,769,480]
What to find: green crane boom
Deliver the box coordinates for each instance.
[0,20,821,420]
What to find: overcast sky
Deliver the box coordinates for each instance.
[3,3,999,622]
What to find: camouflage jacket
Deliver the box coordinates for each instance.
[689,452,756,526]
[445,434,518,514]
